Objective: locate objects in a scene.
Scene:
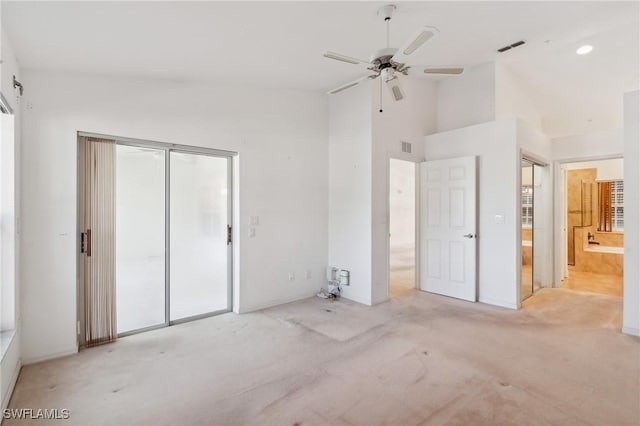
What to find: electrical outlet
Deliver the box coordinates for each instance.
[288,272,295,281]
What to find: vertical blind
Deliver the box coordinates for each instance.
[83,137,117,346]
[598,181,612,232]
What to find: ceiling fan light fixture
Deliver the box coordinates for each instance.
[381,67,396,82]
[403,29,435,55]
[323,6,453,99]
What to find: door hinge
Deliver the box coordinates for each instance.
[227,225,232,245]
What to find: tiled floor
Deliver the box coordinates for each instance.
[561,268,623,297]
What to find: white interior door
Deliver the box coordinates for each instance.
[420,156,477,301]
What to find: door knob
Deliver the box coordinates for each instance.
[463,233,476,239]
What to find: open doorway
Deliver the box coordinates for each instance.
[560,158,624,296]
[389,158,416,298]
[522,156,623,328]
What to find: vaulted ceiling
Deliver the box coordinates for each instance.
[3,1,638,137]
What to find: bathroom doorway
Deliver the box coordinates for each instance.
[389,158,416,298]
[560,158,624,296]
[521,158,549,302]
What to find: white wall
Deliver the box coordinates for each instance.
[327,81,373,306]
[495,62,542,130]
[19,70,329,363]
[436,62,496,133]
[551,129,623,161]
[0,26,22,412]
[424,118,519,309]
[389,159,415,246]
[623,90,640,336]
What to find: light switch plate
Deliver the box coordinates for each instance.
[494,214,505,224]
[250,216,260,226]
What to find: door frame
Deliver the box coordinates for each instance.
[518,151,551,306]
[519,158,535,302]
[552,153,624,288]
[77,131,237,346]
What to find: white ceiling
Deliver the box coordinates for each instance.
[2,1,639,136]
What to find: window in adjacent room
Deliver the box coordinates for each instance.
[521,185,533,227]
[598,180,624,232]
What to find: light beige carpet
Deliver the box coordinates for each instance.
[7,289,638,426]
[390,244,415,298]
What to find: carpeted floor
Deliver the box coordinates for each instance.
[6,287,638,426]
[390,244,415,298]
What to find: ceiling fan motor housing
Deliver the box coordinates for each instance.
[370,47,398,64]
[377,4,397,21]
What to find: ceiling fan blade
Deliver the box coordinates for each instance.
[396,26,439,58]
[386,79,404,102]
[423,67,465,75]
[327,75,374,95]
[323,51,371,65]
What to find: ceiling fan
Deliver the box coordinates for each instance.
[323,4,464,105]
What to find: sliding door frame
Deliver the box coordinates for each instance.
[77,132,236,344]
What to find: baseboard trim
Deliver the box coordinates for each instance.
[1,358,21,412]
[22,347,78,366]
[479,297,519,310]
[341,294,372,306]
[622,326,640,336]
[238,292,318,314]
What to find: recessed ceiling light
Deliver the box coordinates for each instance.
[576,45,593,55]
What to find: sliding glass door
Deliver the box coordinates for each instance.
[87,137,234,338]
[115,145,166,333]
[170,152,230,321]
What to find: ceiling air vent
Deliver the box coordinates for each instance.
[401,141,412,154]
[497,40,526,53]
